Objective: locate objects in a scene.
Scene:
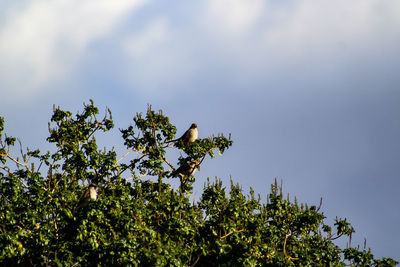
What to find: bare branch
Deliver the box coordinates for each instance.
[117,149,134,163]
[126,173,147,181]
[317,197,323,212]
[330,233,344,241]
[283,233,290,258]
[1,193,11,203]
[163,157,175,170]
[283,232,300,261]
[220,229,244,239]
[190,254,201,267]
[0,150,31,180]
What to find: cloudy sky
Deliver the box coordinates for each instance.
[1,0,399,260]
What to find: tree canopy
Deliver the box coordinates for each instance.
[0,101,397,266]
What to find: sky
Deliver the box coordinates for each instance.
[1,0,399,260]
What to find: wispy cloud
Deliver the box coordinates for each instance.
[121,17,198,94]
[1,0,399,99]
[260,1,400,63]
[0,0,147,98]
[124,17,169,56]
[202,0,265,35]
[118,0,400,95]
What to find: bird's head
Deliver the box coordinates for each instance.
[190,123,197,129]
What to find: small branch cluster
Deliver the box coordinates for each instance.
[119,106,233,190]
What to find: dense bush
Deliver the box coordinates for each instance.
[0,101,397,266]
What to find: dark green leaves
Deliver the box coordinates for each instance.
[120,105,233,192]
[0,102,397,266]
[46,100,116,185]
[334,217,355,238]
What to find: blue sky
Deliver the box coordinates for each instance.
[1,0,399,260]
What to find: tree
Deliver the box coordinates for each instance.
[0,101,397,266]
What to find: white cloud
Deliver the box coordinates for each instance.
[124,17,169,57]
[203,0,265,35]
[1,0,399,99]
[121,17,197,94]
[200,0,400,48]
[116,0,400,96]
[0,0,147,98]
[258,0,400,93]
[264,1,400,59]
[192,0,400,89]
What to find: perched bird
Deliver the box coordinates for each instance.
[170,160,200,180]
[78,184,98,207]
[167,123,198,145]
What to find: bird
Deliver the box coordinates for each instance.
[167,123,198,145]
[170,160,200,180]
[78,184,98,207]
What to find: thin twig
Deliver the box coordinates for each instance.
[152,125,159,149]
[117,149,134,163]
[283,233,290,258]
[220,229,244,239]
[54,218,59,239]
[0,152,31,172]
[51,171,66,194]
[18,139,27,162]
[162,143,176,149]
[330,233,343,241]
[190,254,201,267]
[163,157,175,170]
[316,197,323,212]
[0,151,29,188]
[1,193,10,203]
[37,160,44,173]
[126,173,147,181]
[283,232,299,261]
[192,190,197,205]
[199,153,207,166]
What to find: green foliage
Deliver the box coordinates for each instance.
[0,101,397,266]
